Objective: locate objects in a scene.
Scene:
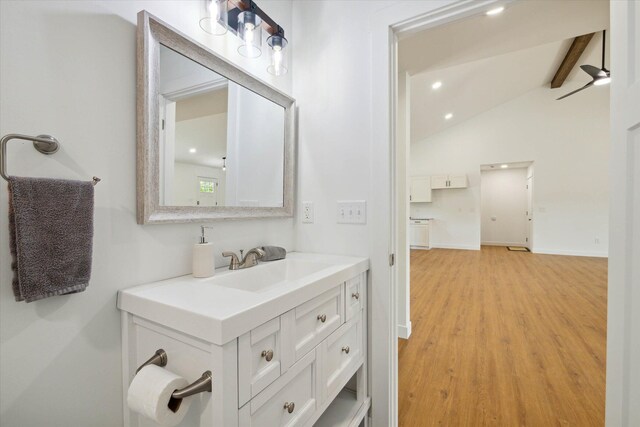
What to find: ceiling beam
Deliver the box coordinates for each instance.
[550,33,595,88]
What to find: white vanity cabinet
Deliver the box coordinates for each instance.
[118,254,370,427]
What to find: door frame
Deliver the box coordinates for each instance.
[606,1,640,425]
[374,1,636,426]
[369,1,512,425]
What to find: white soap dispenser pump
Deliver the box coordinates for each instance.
[192,226,215,278]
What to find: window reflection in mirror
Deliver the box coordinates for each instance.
[158,44,285,208]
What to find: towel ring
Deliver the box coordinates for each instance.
[0,133,100,185]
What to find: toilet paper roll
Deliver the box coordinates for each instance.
[127,365,192,427]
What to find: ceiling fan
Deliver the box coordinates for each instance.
[557,29,610,100]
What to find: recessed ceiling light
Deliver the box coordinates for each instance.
[189,148,197,153]
[444,113,453,120]
[501,164,508,168]
[431,81,442,90]
[486,6,505,16]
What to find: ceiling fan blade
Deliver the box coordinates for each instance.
[580,64,603,78]
[556,81,594,100]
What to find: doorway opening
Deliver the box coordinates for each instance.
[394,1,610,425]
[480,161,533,250]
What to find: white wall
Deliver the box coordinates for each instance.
[480,167,528,246]
[0,1,293,426]
[292,0,393,255]
[225,81,285,207]
[410,85,610,257]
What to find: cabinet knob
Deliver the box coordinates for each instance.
[342,346,350,354]
[261,349,274,362]
[352,292,360,300]
[284,402,295,414]
[317,314,327,323]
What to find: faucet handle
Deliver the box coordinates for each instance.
[222,251,240,270]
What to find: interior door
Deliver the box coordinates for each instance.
[606,2,640,426]
[526,176,533,250]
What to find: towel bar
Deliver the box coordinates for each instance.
[0,133,100,185]
[135,349,213,399]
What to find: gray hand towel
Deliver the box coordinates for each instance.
[8,177,94,302]
[261,246,286,261]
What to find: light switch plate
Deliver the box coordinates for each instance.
[302,201,314,223]
[337,200,366,224]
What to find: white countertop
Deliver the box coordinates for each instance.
[117,252,369,345]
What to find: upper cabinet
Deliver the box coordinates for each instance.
[431,174,468,189]
[410,176,432,203]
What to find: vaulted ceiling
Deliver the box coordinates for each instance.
[400,0,610,142]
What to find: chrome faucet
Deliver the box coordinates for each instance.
[222,247,266,270]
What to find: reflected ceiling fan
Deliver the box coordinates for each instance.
[557,30,610,100]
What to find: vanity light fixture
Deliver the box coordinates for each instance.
[222,156,227,171]
[237,10,262,58]
[444,113,453,120]
[267,30,288,76]
[200,0,228,35]
[486,6,505,16]
[189,148,197,154]
[431,81,442,90]
[501,164,509,169]
[198,0,289,75]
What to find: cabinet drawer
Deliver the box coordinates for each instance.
[319,313,363,401]
[345,274,364,321]
[239,351,318,427]
[282,284,344,368]
[238,317,282,407]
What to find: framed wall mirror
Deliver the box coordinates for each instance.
[136,11,295,224]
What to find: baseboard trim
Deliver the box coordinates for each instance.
[397,322,412,339]
[481,241,527,247]
[532,248,608,258]
[431,244,480,251]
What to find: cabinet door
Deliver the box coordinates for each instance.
[345,273,364,321]
[410,177,431,202]
[430,175,448,189]
[415,225,428,247]
[238,317,282,406]
[239,351,318,427]
[448,174,468,188]
[281,285,344,369]
[318,313,363,402]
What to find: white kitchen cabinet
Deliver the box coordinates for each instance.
[430,175,449,190]
[431,174,468,189]
[410,219,430,249]
[410,177,432,202]
[448,174,468,188]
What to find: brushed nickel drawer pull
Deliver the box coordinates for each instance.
[261,349,274,362]
[317,314,327,323]
[352,292,360,300]
[342,346,350,354]
[284,402,295,413]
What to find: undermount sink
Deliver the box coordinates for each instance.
[214,258,333,293]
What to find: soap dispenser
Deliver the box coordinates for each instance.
[193,226,215,278]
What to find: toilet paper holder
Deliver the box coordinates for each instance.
[136,349,212,399]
